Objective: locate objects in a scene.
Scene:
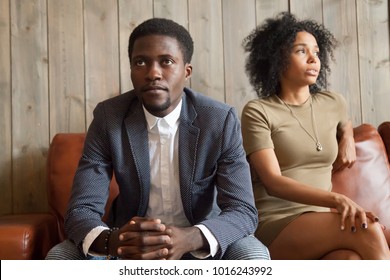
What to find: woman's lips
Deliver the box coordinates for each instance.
[306,69,318,76]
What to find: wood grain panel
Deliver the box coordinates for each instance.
[48,0,85,138]
[290,0,323,23]
[256,0,289,24]
[153,0,188,27]
[11,0,49,213]
[357,0,390,126]
[0,0,12,215]
[118,0,153,93]
[84,0,120,126]
[223,0,257,115]
[323,0,361,125]
[188,0,225,102]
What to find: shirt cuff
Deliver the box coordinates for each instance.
[82,226,108,256]
[192,224,219,259]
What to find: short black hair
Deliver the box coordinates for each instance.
[128,18,194,64]
[242,12,338,98]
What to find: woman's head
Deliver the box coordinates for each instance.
[242,12,338,98]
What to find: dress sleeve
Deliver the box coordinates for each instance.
[334,92,349,125]
[241,100,274,156]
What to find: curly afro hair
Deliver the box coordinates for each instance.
[128,17,194,64]
[242,12,338,98]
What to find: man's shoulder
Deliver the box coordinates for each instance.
[100,90,136,106]
[183,87,232,112]
[96,90,137,113]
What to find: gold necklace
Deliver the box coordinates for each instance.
[278,95,323,152]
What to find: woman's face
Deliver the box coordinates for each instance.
[281,31,321,89]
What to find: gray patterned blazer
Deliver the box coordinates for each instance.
[64,87,258,258]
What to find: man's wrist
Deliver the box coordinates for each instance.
[105,227,119,259]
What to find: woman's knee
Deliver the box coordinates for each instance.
[362,221,387,243]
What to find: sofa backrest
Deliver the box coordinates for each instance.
[46,133,119,241]
[331,124,390,244]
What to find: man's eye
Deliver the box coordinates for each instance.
[135,60,145,66]
[162,59,173,65]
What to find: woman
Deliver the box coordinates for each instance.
[241,12,390,259]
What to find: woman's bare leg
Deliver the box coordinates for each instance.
[321,250,361,260]
[268,212,389,260]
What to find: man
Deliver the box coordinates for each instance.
[46,18,269,260]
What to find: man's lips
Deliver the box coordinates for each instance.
[141,85,167,93]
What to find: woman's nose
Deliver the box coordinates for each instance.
[308,52,318,63]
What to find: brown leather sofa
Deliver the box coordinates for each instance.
[1,122,389,259]
[0,134,119,260]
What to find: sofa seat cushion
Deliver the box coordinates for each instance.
[332,124,390,244]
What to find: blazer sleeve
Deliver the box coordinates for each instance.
[64,102,113,247]
[198,107,258,258]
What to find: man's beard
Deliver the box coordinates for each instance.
[143,97,171,114]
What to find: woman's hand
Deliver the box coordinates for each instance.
[333,193,379,231]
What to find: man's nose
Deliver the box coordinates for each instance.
[146,62,162,80]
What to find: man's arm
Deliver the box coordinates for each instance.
[197,108,258,258]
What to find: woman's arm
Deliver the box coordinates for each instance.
[248,148,371,230]
[333,120,356,173]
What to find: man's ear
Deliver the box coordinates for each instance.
[185,63,193,80]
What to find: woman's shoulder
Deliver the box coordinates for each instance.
[244,96,279,110]
[316,90,345,99]
[314,90,346,104]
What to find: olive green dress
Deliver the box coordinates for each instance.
[241,91,348,246]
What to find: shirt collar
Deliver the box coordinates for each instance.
[143,98,182,130]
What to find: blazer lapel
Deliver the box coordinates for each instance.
[179,94,200,224]
[124,102,150,216]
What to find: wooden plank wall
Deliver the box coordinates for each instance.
[0,0,389,215]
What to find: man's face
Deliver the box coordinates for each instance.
[130,35,192,117]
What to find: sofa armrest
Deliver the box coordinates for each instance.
[332,124,390,245]
[0,213,59,260]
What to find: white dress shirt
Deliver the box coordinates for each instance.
[83,99,218,258]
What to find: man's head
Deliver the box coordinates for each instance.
[128,18,194,64]
[128,18,193,117]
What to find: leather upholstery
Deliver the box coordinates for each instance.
[47,133,119,242]
[0,213,58,259]
[0,134,119,260]
[0,122,389,259]
[332,124,390,243]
